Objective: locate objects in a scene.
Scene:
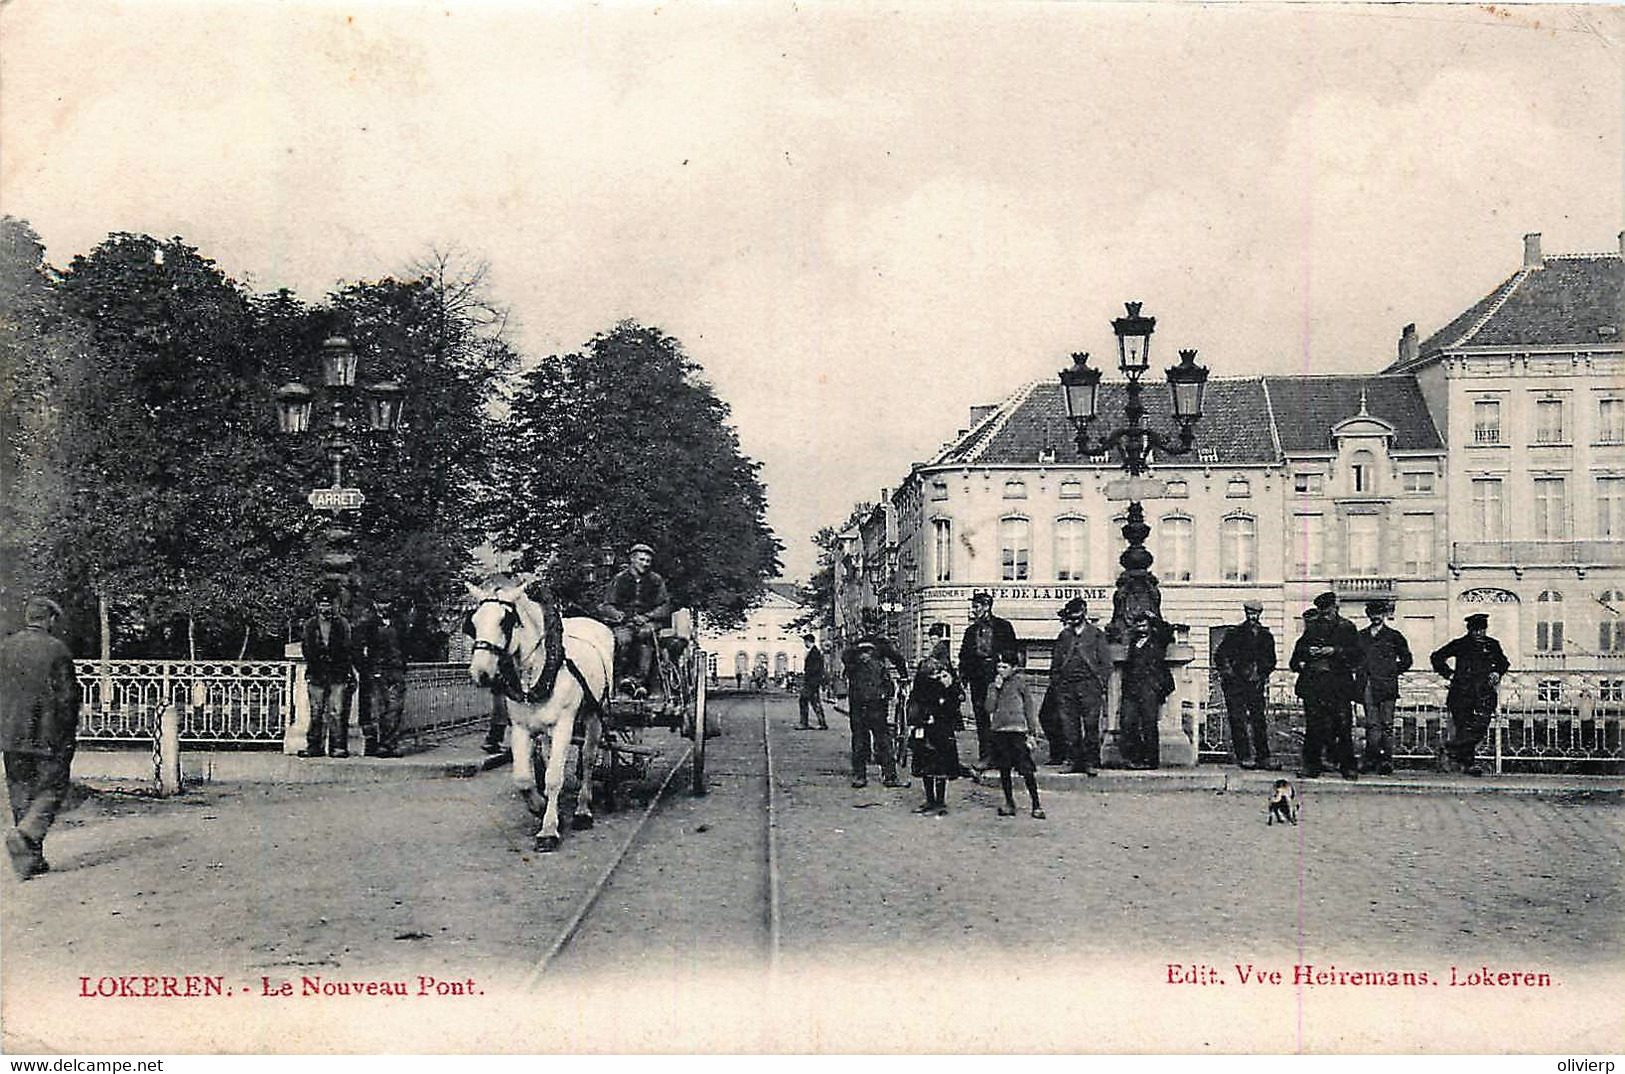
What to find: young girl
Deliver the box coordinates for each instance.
[987,659,1044,819]
[908,637,962,814]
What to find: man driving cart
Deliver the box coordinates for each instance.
[598,542,673,698]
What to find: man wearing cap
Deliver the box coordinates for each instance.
[1430,614,1509,777]
[300,590,356,758]
[598,543,672,697]
[798,633,828,730]
[1214,600,1278,769]
[1354,601,1412,776]
[1288,592,1363,779]
[362,599,410,758]
[1049,597,1112,775]
[841,622,909,789]
[1,597,80,880]
[958,591,1019,771]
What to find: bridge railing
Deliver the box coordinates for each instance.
[1197,670,1625,773]
[73,659,491,750]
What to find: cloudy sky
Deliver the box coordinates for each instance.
[3,2,1620,579]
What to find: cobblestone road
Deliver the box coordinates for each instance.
[3,693,1620,1053]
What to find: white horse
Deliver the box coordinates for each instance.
[464,580,615,852]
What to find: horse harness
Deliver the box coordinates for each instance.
[464,597,601,712]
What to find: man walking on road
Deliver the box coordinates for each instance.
[1289,592,1362,779]
[958,591,1018,773]
[1214,599,1277,769]
[1355,600,1412,775]
[1049,597,1111,775]
[1430,613,1510,777]
[1,597,80,880]
[842,622,909,789]
[798,633,828,729]
[300,590,356,758]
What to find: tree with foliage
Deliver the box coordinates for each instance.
[492,320,780,629]
[0,217,94,642]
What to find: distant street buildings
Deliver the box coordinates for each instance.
[831,233,1625,700]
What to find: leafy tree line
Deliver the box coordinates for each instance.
[0,217,779,656]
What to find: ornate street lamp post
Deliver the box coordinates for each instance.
[274,336,407,608]
[1058,303,1209,638]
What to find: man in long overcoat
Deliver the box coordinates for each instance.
[1288,592,1363,779]
[1,597,80,880]
[364,599,411,758]
[1354,600,1413,775]
[1430,613,1510,777]
[798,633,828,729]
[1050,597,1112,775]
[1214,599,1278,769]
[958,591,1019,771]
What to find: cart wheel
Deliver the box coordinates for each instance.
[690,656,708,795]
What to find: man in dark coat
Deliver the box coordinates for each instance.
[1,598,79,880]
[798,633,828,729]
[300,591,356,758]
[1118,614,1175,769]
[1050,597,1113,775]
[958,591,1019,771]
[363,599,411,758]
[1430,613,1510,777]
[1214,599,1278,769]
[841,627,909,789]
[1288,592,1363,779]
[598,543,672,697]
[1355,600,1413,775]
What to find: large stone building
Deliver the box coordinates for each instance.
[701,582,810,685]
[846,231,1621,704]
[1387,232,1625,670]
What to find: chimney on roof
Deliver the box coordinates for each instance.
[1398,323,1418,365]
[1523,232,1544,269]
[968,404,997,427]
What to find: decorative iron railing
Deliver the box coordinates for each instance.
[76,660,294,745]
[1199,671,1625,772]
[74,659,491,749]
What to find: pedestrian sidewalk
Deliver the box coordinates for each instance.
[71,730,509,787]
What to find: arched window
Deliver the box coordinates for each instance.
[1159,515,1194,581]
[1220,515,1258,582]
[734,652,749,675]
[999,516,1031,581]
[1351,450,1378,494]
[1054,517,1088,581]
[1536,590,1564,653]
[774,652,790,677]
[1598,590,1624,653]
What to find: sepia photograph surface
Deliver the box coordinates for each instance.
[1,0,1622,1056]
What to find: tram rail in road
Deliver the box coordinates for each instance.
[524,693,783,986]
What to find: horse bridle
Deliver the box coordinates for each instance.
[465,596,550,700]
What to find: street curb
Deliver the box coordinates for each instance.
[1025,767,1625,799]
[71,738,508,786]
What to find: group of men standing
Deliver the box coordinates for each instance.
[298,591,411,760]
[1223,591,1509,779]
[828,586,1513,788]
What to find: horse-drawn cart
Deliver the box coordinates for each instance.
[591,608,711,802]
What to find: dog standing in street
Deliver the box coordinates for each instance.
[1267,778,1298,826]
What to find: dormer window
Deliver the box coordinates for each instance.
[1350,450,1377,494]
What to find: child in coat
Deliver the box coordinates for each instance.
[986,660,1044,819]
